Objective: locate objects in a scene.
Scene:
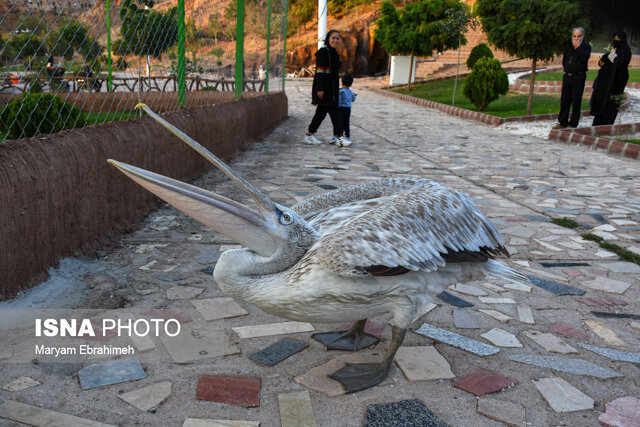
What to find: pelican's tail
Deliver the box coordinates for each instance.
[484,259,527,284]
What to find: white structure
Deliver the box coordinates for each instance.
[389,56,417,86]
[318,0,327,49]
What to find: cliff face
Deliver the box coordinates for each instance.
[286,18,388,76]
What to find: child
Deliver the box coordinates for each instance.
[338,74,356,147]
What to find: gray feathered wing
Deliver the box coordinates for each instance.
[311,187,509,277]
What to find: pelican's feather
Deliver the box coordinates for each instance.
[307,181,507,277]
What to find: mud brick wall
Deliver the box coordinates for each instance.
[0,92,288,299]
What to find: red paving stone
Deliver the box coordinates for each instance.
[561,268,581,279]
[196,375,261,407]
[453,368,516,396]
[598,396,640,427]
[580,297,628,307]
[549,322,588,339]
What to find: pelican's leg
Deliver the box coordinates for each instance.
[328,326,407,394]
[311,319,380,351]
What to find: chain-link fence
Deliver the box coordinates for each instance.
[0,0,288,142]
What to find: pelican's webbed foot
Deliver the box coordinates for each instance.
[329,362,389,393]
[311,319,380,351]
[327,326,407,394]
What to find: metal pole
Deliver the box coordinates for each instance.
[235,0,245,99]
[265,0,272,93]
[318,0,326,49]
[282,0,288,91]
[177,0,186,108]
[106,0,112,92]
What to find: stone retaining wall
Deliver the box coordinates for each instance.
[0,91,268,113]
[549,122,640,160]
[511,76,640,95]
[0,92,288,299]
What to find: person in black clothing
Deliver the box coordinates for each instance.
[304,30,342,145]
[590,31,632,126]
[553,27,591,129]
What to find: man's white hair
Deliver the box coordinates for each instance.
[572,27,585,38]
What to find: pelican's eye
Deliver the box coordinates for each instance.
[281,213,293,225]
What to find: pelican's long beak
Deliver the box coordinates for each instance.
[108,160,279,257]
[134,103,275,214]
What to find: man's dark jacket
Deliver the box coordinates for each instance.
[562,42,591,74]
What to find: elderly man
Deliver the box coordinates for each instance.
[553,27,591,129]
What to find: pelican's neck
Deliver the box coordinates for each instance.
[213,246,298,300]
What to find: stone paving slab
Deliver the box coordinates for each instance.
[2,376,40,391]
[476,397,526,426]
[278,389,317,427]
[533,377,594,413]
[195,375,261,407]
[598,396,640,427]
[453,368,516,396]
[118,381,172,411]
[160,324,240,363]
[584,320,626,346]
[232,322,315,339]
[0,400,114,426]
[509,355,623,379]
[78,357,146,389]
[191,297,249,321]
[393,346,455,381]
[415,324,500,356]
[363,399,448,427]
[249,338,309,366]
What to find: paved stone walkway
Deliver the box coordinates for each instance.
[1,80,639,426]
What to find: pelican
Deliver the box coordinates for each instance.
[108,104,523,393]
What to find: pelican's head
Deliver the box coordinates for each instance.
[108,104,318,268]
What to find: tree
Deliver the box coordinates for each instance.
[476,0,582,115]
[114,0,178,70]
[463,56,508,110]
[375,0,468,90]
[436,8,476,105]
[466,42,493,69]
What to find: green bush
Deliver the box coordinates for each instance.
[462,57,508,111]
[0,93,85,140]
[466,43,494,70]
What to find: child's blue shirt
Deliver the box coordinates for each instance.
[339,87,356,108]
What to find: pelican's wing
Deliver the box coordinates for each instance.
[313,187,508,277]
[304,196,395,233]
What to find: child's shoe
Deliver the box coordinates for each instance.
[304,134,322,145]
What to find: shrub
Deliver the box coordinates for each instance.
[0,93,85,140]
[462,57,508,111]
[466,43,493,70]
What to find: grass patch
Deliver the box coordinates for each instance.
[599,136,640,145]
[552,217,579,228]
[582,233,640,265]
[393,78,589,118]
[526,68,640,82]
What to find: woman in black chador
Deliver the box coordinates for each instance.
[590,31,632,126]
[304,30,343,145]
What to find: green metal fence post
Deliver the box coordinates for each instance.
[282,0,288,91]
[265,0,272,93]
[235,0,246,99]
[177,0,186,108]
[106,0,112,92]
